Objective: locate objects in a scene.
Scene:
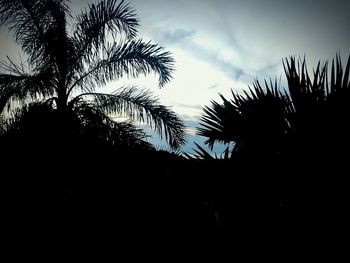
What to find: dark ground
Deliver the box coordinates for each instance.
[2,134,350,262]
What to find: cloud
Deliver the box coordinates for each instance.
[177,103,203,110]
[157,28,247,81]
[179,114,200,121]
[207,84,218,90]
[255,62,283,79]
[185,40,246,80]
[162,29,196,43]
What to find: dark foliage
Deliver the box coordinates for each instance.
[193,54,350,260]
[0,0,185,149]
[1,1,349,260]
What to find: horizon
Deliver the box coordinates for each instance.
[1,0,349,153]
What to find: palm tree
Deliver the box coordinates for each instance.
[197,79,290,157]
[196,55,350,225]
[0,0,186,149]
[283,55,350,158]
[197,55,350,158]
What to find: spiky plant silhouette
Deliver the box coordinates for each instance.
[0,0,185,149]
[283,55,350,159]
[197,79,289,156]
[194,55,350,241]
[197,55,350,158]
[183,142,231,160]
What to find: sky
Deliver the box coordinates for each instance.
[1,0,349,154]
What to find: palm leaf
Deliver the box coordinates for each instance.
[68,40,174,94]
[73,0,138,62]
[198,79,289,153]
[74,102,153,149]
[183,143,231,160]
[0,0,71,69]
[0,71,55,113]
[197,98,239,150]
[70,87,186,149]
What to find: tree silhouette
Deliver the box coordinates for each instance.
[283,55,350,160]
[0,0,185,149]
[195,55,350,238]
[197,55,350,158]
[194,56,350,259]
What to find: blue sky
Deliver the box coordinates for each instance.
[1,0,349,154]
[123,0,350,154]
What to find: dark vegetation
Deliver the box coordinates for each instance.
[1,0,349,261]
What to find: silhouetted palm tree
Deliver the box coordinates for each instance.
[197,55,350,158]
[197,79,290,157]
[0,0,185,149]
[195,55,350,242]
[2,100,154,151]
[283,55,350,159]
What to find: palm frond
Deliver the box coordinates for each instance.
[2,100,153,150]
[198,79,289,153]
[327,54,350,94]
[73,0,138,64]
[69,39,174,94]
[74,102,153,150]
[197,97,239,150]
[282,55,350,137]
[283,56,329,112]
[185,142,215,160]
[0,66,55,113]
[0,0,71,69]
[71,87,186,149]
[183,143,231,160]
[192,142,214,160]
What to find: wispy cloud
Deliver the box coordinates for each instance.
[156,28,247,81]
[255,61,282,78]
[162,29,196,43]
[207,84,218,90]
[177,103,203,110]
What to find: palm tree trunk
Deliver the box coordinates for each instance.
[57,95,68,112]
[56,80,68,112]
